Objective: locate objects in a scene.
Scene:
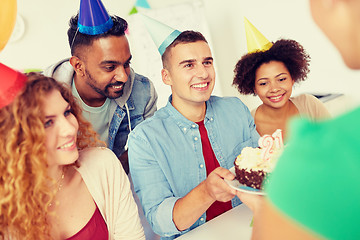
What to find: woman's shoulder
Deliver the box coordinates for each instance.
[79,147,116,158]
[291,93,315,102]
[291,93,331,119]
[77,147,119,170]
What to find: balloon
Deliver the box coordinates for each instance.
[0,0,17,52]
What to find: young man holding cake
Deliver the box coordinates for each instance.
[128,15,259,239]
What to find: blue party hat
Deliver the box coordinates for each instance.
[78,0,113,35]
[140,14,181,56]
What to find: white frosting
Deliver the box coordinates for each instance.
[235,147,282,172]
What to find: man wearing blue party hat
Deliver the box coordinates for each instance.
[44,0,158,175]
[128,15,259,239]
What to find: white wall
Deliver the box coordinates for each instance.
[1,0,359,114]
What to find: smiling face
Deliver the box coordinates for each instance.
[162,41,215,112]
[254,61,295,109]
[43,90,79,168]
[72,35,132,106]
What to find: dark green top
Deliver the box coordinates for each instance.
[265,107,360,240]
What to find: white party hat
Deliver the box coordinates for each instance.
[140,14,181,55]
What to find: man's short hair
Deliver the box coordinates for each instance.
[68,14,128,56]
[162,30,208,69]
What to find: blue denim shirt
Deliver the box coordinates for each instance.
[128,96,259,239]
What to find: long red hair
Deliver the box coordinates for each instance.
[0,73,102,239]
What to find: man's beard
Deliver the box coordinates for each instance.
[85,70,125,99]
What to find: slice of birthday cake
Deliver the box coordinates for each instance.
[234,129,284,190]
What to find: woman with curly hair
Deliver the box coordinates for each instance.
[233,39,330,139]
[0,70,145,240]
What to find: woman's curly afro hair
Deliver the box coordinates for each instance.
[233,39,310,95]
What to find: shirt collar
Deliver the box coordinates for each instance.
[204,100,214,122]
[164,95,214,134]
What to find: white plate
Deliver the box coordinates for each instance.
[225,167,266,195]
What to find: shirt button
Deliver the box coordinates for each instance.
[192,124,196,128]
[210,117,213,121]
[194,137,198,141]
[199,164,204,168]
[200,217,204,221]
[183,127,187,132]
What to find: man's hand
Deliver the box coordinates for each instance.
[203,167,237,202]
[173,167,237,231]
